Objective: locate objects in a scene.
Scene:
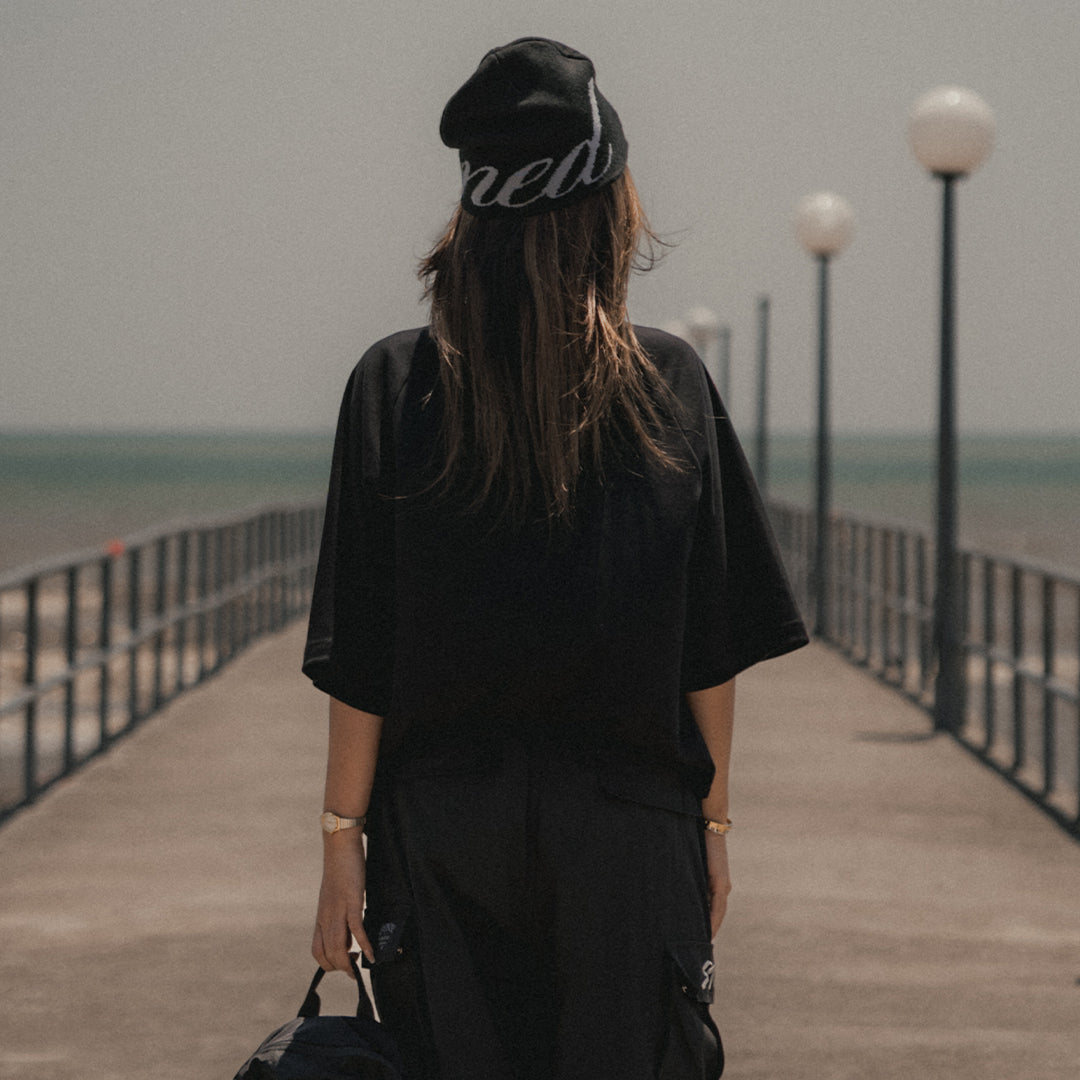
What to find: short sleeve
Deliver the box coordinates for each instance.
[680,370,808,691]
[302,363,396,715]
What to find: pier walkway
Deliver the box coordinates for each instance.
[1,626,1078,1079]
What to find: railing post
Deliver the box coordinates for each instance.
[897,531,910,689]
[1011,566,1025,772]
[982,556,996,752]
[213,527,225,672]
[289,510,301,618]
[153,536,167,711]
[175,531,190,693]
[99,555,113,747]
[846,518,857,650]
[261,511,272,632]
[881,530,894,676]
[273,512,285,630]
[24,577,40,805]
[197,529,209,681]
[861,525,874,664]
[1041,575,1056,797]
[231,522,243,655]
[127,544,142,730]
[64,565,78,773]
[243,518,255,648]
[960,551,972,729]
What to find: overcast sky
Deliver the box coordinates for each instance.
[2,0,1078,436]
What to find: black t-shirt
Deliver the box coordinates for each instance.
[303,325,807,812]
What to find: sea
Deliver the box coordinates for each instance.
[1,430,1078,577]
[0,431,334,576]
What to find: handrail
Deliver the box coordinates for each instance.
[767,496,1080,838]
[0,500,324,824]
[6,494,1076,839]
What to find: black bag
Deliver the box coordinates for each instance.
[233,957,406,1079]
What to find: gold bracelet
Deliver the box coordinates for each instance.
[320,811,367,835]
[703,817,733,836]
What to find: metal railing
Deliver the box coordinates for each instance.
[0,501,323,824]
[7,494,1075,837]
[768,498,1080,838]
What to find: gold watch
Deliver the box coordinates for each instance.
[320,811,366,834]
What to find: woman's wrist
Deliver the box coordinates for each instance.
[702,815,733,837]
[321,825,367,851]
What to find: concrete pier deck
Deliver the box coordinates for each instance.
[1,626,1078,1079]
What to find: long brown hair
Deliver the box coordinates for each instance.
[419,169,681,525]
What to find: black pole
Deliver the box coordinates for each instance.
[934,173,963,731]
[718,325,732,405]
[755,295,770,491]
[813,255,832,638]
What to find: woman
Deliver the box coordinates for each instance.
[303,38,806,1080]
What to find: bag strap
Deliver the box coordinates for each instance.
[298,955,376,1022]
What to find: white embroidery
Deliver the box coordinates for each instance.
[701,959,715,993]
[461,79,614,210]
[461,163,501,206]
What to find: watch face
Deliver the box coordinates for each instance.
[321,813,337,833]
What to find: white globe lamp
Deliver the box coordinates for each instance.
[908,86,995,178]
[795,192,855,258]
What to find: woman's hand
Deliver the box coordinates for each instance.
[704,831,732,938]
[685,679,735,939]
[312,832,375,974]
[313,699,383,974]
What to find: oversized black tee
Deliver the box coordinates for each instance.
[303,326,807,813]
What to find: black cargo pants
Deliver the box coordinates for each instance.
[363,745,723,1080]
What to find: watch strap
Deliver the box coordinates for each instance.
[320,811,366,834]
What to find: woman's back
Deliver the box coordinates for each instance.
[304,321,804,803]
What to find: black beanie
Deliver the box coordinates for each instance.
[440,37,628,218]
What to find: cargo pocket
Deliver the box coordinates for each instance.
[659,941,724,1080]
[363,912,439,1080]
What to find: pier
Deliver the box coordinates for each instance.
[1,623,1077,1079]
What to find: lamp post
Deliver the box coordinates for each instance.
[908,86,994,732]
[718,324,732,407]
[755,296,770,491]
[795,192,854,638]
[684,306,723,389]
